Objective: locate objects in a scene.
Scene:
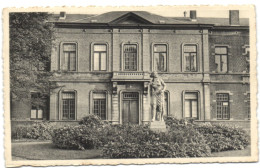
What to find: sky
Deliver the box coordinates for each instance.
[54,7,250,18]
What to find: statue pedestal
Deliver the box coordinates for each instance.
[150,121,167,132]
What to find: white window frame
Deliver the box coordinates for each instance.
[121,42,139,71]
[89,90,108,120]
[182,43,199,72]
[91,42,109,71]
[151,43,169,72]
[59,42,78,71]
[182,90,200,120]
[59,90,77,120]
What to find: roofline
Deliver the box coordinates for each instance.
[108,12,153,24]
[211,26,249,30]
[53,22,249,30]
[52,22,216,29]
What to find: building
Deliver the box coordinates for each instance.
[11,10,250,128]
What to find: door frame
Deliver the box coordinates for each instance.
[119,90,142,125]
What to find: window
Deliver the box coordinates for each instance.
[63,43,76,71]
[124,44,137,71]
[243,45,250,72]
[93,93,106,120]
[215,47,228,72]
[62,92,76,120]
[183,44,197,72]
[154,44,167,72]
[30,93,43,120]
[216,93,230,120]
[93,44,107,71]
[246,93,250,119]
[184,92,198,119]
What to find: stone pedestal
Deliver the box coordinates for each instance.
[150,121,167,132]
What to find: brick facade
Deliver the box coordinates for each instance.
[11,10,250,129]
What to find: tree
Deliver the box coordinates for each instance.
[10,12,57,107]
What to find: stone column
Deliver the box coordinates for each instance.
[112,29,120,71]
[203,82,211,120]
[202,29,209,73]
[142,29,150,72]
[202,29,211,120]
[111,94,119,124]
[49,92,58,120]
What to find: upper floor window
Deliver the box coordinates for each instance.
[93,92,106,120]
[184,92,198,119]
[183,44,197,72]
[243,45,250,73]
[215,47,228,73]
[154,44,167,72]
[62,43,77,71]
[62,92,76,120]
[93,44,107,71]
[123,44,137,71]
[216,93,230,120]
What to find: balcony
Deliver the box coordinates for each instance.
[111,72,151,81]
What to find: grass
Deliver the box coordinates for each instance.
[12,142,102,160]
[12,141,251,160]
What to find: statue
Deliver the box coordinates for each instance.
[150,71,166,121]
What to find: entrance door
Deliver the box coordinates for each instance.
[122,92,139,124]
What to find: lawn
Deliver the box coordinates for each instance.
[12,141,102,160]
[12,141,251,160]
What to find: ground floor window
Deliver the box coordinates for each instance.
[184,92,198,119]
[62,92,76,120]
[30,93,43,120]
[216,93,230,120]
[93,92,106,120]
[164,92,169,116]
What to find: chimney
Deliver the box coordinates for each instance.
[229,10,239,25]
[190,10,197,21]
[59,12,66,20]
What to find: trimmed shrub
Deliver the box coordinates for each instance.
[52,121,211,158]
[102,124,211,158]
[194,123,250,152]
[164,116,250,152]
[78,114,105,128]
[12,121,54,140]
[103,141,210,158]
[52,125,102,150]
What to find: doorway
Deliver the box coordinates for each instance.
[122,92,139,124]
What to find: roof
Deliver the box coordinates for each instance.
[51,11,249,27]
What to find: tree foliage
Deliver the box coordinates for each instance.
[9,12,57,106]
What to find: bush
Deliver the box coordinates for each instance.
[194,123,250,152]
[12,121,54,140]
[52,125,102,150]
[103,141,210,158]
[102,124,211,158]
[164,116,250,152]
[78,114,105,128]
